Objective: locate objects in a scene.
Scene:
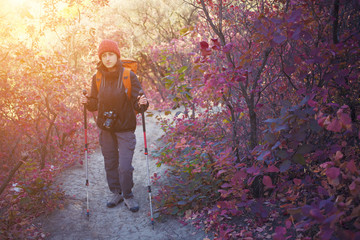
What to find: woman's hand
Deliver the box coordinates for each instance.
[138,95,148,107]
[81,95,88,105]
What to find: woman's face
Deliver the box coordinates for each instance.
[101,52,118,71]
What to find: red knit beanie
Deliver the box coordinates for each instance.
[98,39,121,59]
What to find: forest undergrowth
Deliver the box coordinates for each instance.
[152,101,360,240]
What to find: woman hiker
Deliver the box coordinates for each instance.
[81,39,149,212]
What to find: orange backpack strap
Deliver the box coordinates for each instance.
[122,67,139,114]
[122,67,132,100]
[95,69,131,98]
[96,71,102,91]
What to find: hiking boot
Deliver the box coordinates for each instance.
[124,197,139,212]
[106,193,124,208]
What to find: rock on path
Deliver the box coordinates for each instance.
[37,115,209,240]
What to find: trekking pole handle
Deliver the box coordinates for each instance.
[83,90,87,128]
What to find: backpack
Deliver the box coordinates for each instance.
[95,58,139,114]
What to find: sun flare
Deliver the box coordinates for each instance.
[1,0,39,15]
[10,0,26,6]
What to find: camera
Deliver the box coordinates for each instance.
[103,111,118,129]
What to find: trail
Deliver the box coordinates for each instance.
[36,114,209,240]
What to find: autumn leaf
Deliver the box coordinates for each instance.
[257,150,271,161]
[273,34,286,44]
[309,208,325,222]
[317,116,327,127]
[326,167,340,179]
[222,43,233,53]
[307,99,317,107]
[326,118,342,132]
[263,175,275,188]
[293,178,302,185]
[201,48,212,56]
[337,107,352,130]
[279,160,291,172]
[346,160,358,174]
[349,178,360,196]
[326,167,341,186]
[236,75,246,82]
[266,165,280,173]
[273,226,286,240]
[334,151,343,161]
[200,41,209,49]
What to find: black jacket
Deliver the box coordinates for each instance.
[86,60,148,132]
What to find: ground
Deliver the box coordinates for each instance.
[36,114,210,240]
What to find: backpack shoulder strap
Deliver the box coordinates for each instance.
[96,68,133,102]
[122,67,131,100]
[122,67,139,114]
[96,71,102,91]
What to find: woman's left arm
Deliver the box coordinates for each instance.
[130,71,149,112]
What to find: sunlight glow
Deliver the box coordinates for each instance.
[10,0,26,6]
[2,0,39,13]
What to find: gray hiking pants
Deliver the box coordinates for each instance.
[99,130,136,199]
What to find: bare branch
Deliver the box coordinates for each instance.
[0,155,28,196]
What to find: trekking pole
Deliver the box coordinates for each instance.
[83,89,90,217]
[142,111,154,229]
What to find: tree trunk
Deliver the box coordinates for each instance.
[332,0,340,44]
[248,102,257,150]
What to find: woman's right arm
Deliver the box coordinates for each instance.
[85,76,98,112]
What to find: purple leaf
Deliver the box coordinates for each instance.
[273,34,287,44]
[236,76,246,82]
[291,27,301,40]
[221,183,231,188]
[317,186,329,196]
[279,160,291,172]
[319,227,334,240]
[266,165,280,173]
[263,175,274,188]
[246,166,260,175]
[223,43,233,53]
[257,150,271,161]
[274,226,287,240]
[326,167,340,180]
[309,208,325,222]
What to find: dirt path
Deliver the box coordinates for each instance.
[37,114,210,240]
